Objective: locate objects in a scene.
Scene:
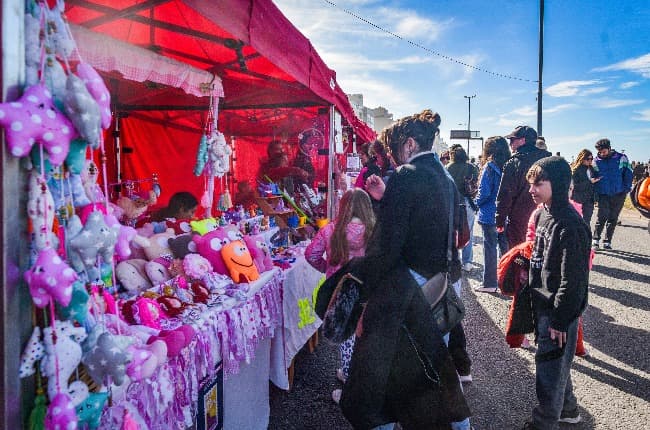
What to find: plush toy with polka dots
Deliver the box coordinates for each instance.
[0,84,77,165]
[24,247,78,308]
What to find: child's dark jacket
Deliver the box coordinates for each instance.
[529,204,591,331]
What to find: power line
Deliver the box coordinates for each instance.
[321,0,538,83]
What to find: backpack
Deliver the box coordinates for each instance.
[631,177,650,218]
[462,163,478,198]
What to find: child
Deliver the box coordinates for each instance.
[523,156,591,429]
[151,191,198,221]
[304,188,375,403]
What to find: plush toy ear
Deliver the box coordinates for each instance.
[19,326,45,378]
[168,233,196,259]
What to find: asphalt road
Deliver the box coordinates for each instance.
[269,208,650,430]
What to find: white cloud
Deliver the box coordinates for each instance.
[543,104,578,114]
[620,81,640,90]
[552,132,601,147]
[323,51,433,73]
[511,105,537,117]
[545,80,602,97]
[582,87,609,96]
[632,109,650,121]
[593,53,650,78]
[592,98,645,109]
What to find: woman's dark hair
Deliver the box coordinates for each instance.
[482,136,511,169]
[368,140,390,177]
[449,144,469,163]
[359,142,371,158]
[153,191,198,220]
[571,149,593,173]
[595,138,611,151]
[383,109,441,161]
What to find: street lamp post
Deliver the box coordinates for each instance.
[464,95,476,155]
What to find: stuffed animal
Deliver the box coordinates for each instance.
[80,160,105,203]
[165,218,193,235]
[206,131,232,178]
[63,73,102,149]
[75,391,109,430]
[145,258,173,286]
[124,297,166,329]
[147,324,195,358]
[244,234,274,273]
[19,326,45,379]
[182,253,213,280]
[139,229,175,261]
[116,191,157,223]
[27,171,58,251]
[42,55,67,106]
[125,340,166,382]
[45,392,78,430]
[25,247,78,308]
[221,240,260,283]
[190,281,210,304]
[116,259,152,294]
[58,280,90,324]
[44,1,75,60]
[82,331,129,387]
[76,63,112,130]
[41,320,87,400]
[105,212,137,262]
[24,12,40,86]
[193,224,243,275]
[68,211,117,281]
[168,233,197,259]
[190,217,219,235]
[0,84,77,164]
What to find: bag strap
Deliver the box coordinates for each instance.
[446,177,455,268]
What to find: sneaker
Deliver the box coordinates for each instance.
[458,374,473,383]
[462,262,473,272]
[603,242,612,250]
[559,408,582,424]
[591,240,600,250]
[336,368,346,383]
[474,285,498,293]
[332,389,342,404]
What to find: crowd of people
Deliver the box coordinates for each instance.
[304,109,637,430]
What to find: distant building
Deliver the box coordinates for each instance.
[370,106,394,133]
[347,94,397,135]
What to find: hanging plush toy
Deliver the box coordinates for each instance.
[25,247,78,308]
[24,12,41,87]
[67,211,117,281]
[40,320,87,401]
[76,63,112,130]
[19,327,45,379]
[44,392,78,430]
[207,131,232,177]
[0,84,77,165]
[82,331,129,387]
[27,171,58,251]
[63,74,102,149]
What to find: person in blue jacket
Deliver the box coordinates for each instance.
[474,136,511,293]
[591,138,633,250]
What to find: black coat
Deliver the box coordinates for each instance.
[495,144,551,244]
[339,152,470,429]
[571,164,595,205]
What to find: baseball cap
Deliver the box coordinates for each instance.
[506,126,538,144]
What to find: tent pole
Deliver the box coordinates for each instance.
[115,113,122,193]
[327,105,335,220]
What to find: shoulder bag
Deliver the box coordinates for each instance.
[419,177,466,334]
[321,273,364,343]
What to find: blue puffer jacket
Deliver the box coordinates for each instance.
[593,150,633,196]
[474,161,502,225]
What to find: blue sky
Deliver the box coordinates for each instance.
[274,0,650,162]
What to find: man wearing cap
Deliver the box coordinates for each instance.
[495,125,551,249]
[591,138,633,250]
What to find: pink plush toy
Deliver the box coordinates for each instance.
[126,340,167,381]
[129,298,166,329]
[45,392,78,430]
[244,234,274,272]
[105,212,137,261]
[182,253,213,280]
[25,247,78,308]
[147,324,195,358]
[0,84,77,165]
[193,225,243,275]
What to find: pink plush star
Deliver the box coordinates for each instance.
[0,84,77,165]
[24,247,78,308]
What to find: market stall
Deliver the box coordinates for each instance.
[1,1,375,429]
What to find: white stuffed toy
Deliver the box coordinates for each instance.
[27,171,58,251]
[63,74,102,149]
[40,320,88,401]
[207,131,232,178]
[116,259,152,294]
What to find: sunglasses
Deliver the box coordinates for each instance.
[585,157,593,160]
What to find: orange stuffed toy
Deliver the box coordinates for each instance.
[221,240,260,283]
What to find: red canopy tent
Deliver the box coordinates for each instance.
[64,0,375,205]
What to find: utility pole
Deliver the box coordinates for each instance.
[537,0,544,135]
[464,94,476,155]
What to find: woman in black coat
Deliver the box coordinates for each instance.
[338,110,470,429]
[570,149,600,225]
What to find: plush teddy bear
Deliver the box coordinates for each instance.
[168,233,197,259]
[116,259,152,294]
[27,171,58,251]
